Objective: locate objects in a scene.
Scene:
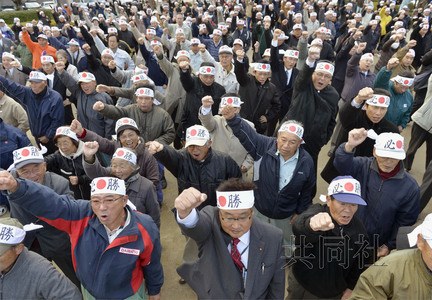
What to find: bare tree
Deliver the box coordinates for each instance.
[12,0,24,10]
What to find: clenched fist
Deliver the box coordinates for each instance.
[310,212,335,231]
[175,187,208,219]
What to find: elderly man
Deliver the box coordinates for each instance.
[334,129,420,258]
[281,47,339,190]
[322,88,399,182]
[235,50,280,136]
[174,179,285,299]
[178,60,225,140]
[199,29,224,61]
[8,146,79,286]
[161,28,191,62]
[0,218,82,299]
[66,38,87,72]
[270,31,299,122]
[0,173,163,300]
[56,63,115,139]
[374,57,414,132]
[199,94,254,174]
[223,105,315,251]
[0,52,28,85]
[82,142,160,228]
[0,70,64,154]
[164,13,192,40]
[200,44,240,94]
[288,176,370,299]
[147,125,242,209]
[351,214,432,298]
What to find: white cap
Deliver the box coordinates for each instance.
[115,117,139,134]
[396,28,406,35]
[101,48,115,57]
[394,21,404,28]
[29,71,47,82]
[254,63,271,72]
[219,45,233,54]
[174,50,190,60]
[41,55,54,64]
[233,38,244,46]
[374,132,405,160]
[407,49,415,57]
[135,87,154,97]
[220,96,243,108]
[211,29,222,36]
[315,62,334,75]
[190,38,200,45]
[112,148,137,165]
[185,125,210,148]
[294,13,302,19]
[54,126,79,142]
[407,214,432,248]
[68,39,80,46]
[37,34,48,40]
[150,40,162,47]
[90,177,126,196]
[146,28,156,35]
[365,94,390,107]
[175,28,184,35]
[310,12,317,17]
[12,146,44,169]
[278,32,289,40]
[262,48,271,57]
[216,190,254,210]
[107,27,118,34]
[310,38,323,47]
[78,72,96,83]
[293,24,303,30]
[199,66,216,75]
[119,19,128,26]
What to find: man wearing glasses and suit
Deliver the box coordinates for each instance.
[174,178,285,299]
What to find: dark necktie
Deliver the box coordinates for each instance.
[231,238,243,271]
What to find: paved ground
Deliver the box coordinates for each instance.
[158,123,429,299]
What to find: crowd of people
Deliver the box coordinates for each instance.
[0,0,432,298]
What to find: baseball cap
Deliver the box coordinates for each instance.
[54,126,79,143]
[0,218,25,255]
[90,177,126,196]
[233,39,244,47]
[115,117,140,136]
[320,176,367,205]
[174,50,190,60]
[28,71,47,82]
[185,125,210,148]
[40,55,54,64]
[219,45,233,55]
[12,146,44,170]
[374,132,405,160]
[407,214,432,248]
[37,34,48,40]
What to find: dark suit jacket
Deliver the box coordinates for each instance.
[177,206,285,299]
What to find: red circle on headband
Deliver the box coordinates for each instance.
[289,125,296,132]
[21,149,30,157]
[378,97,385,104]
[117,150,124,157]
[227,98,233,104]
[396,140,403,149]
[218,196,226,207]
[190,129,197,136]
[96,179,107,189]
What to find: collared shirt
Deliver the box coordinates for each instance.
[177,208,250,269]
[105,208,131,243]
[278,148,299,190]
[215,63,239,93]
[189,51,203,73]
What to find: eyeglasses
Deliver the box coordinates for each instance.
[220,214,252,224]
[90,196,123,207]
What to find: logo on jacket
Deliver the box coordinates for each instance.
[119,247,140,256]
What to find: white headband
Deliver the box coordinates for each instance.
[216,190,254,210]
[392,75,414,87]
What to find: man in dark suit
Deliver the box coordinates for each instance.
[270,29,299,122]
[175,179,285,299]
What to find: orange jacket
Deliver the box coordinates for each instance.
[22,31,57,69]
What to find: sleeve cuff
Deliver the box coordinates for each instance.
[176,209,199,228]
[200,106,212,115]
[351,99,362,108]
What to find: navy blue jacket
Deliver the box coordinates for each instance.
[227,115,316,219]
[334,143,420,249]
[0,76,64,139]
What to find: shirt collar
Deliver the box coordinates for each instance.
[277,148,299,163]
